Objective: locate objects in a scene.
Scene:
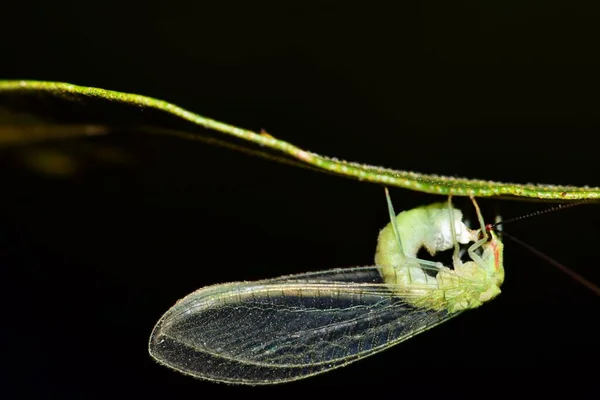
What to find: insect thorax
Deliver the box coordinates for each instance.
[375,202,504,313]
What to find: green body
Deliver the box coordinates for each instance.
[147,197,506,384]
[1,80,598,201]
[375,202,504,312]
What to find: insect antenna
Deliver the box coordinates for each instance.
[501,231,600,297]
[488,201,600,296]
[487,201,590,231]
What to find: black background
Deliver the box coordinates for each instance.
[1,2,600,398]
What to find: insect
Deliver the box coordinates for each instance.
[148,189,504,384]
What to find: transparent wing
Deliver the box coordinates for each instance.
[149,266,463,385]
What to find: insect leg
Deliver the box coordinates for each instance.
[384,188,441,284]
[384,187,414,283]
[466,196,488,266]
[447,194,462,266]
